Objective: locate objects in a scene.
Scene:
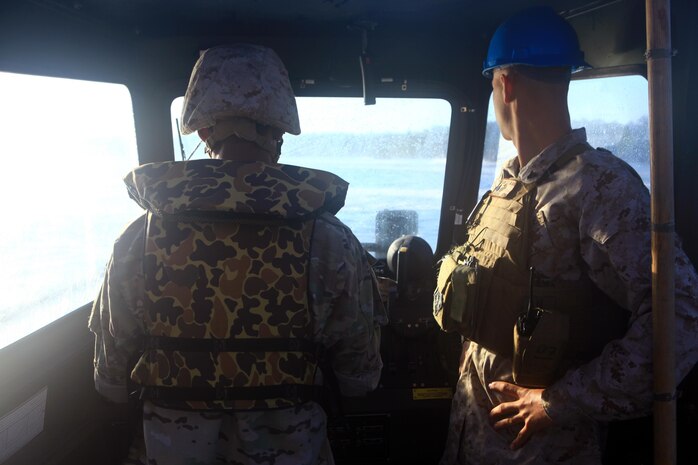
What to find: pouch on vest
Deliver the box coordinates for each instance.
[512,307,570,388]
[510,267,629,387]
[434,252,480,335]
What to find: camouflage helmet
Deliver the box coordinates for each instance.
[181,44,301,135]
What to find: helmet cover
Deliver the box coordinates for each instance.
[181,44,301,135]
[482,6,591,77]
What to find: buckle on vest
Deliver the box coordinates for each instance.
[211,339,226,353]
[283,384,298,399]
[141,387,159,401]
[215,385,228,401]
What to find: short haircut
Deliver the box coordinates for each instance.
[509,65,571,84]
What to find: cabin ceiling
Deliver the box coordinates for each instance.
[0,0,647,92]
[15,0,633,37]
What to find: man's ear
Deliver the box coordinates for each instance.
[501,71,516,105]
[197,127,211,142]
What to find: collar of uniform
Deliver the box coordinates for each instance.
[124,159,349,218]
[515,128,588,183]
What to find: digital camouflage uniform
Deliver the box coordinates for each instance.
[89,159,386,465]
[440,128,698,465]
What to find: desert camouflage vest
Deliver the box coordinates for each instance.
[434,144,628,385]
[124,159,348,410]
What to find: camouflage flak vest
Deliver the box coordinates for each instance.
[434,144,628,384]
[123,159,348,410]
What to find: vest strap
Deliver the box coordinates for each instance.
[158,210,318,225]
[140,384,325,402]
[144,336,319,354]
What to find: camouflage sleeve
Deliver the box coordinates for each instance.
[88,215,147,403]
[310,212,388,397]
[542,157,698,423]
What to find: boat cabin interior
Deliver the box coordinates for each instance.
[0,0,696,463]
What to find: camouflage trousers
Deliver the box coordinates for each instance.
[129,400,334,465]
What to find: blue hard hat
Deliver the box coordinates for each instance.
[482,6,591,77]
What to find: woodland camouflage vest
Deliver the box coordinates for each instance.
[124,159,348,410]
[434,144,628,385]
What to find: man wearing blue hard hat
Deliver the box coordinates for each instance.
[434,6,698,465]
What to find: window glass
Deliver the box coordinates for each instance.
[0,72,141,349]
[171,97,451,257]
[481,75,650,196]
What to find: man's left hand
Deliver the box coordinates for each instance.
[488,381,554,450]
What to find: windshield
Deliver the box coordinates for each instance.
[171,97,452,257]
[481,75,650,195]
[0,72,140,349]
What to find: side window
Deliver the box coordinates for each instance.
[481,75,650,195]
[171,97,451,257]
[0,72,141,350]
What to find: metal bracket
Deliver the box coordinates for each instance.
[645,48,677,60]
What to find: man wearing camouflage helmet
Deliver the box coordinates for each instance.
[434,7,698,465]
[89,43,386,465]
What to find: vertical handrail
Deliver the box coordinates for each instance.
[645,1,677,464]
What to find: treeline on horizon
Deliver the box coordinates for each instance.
[284,116,650,163]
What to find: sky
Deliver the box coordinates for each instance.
[171,73,649,138]
[487,74,649,123]
[0,71,135,137]
[171,96,454,135]
[1,68,650,145]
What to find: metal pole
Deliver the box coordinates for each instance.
[645,1,676,464]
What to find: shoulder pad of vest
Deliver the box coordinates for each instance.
[124,159,348,219]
